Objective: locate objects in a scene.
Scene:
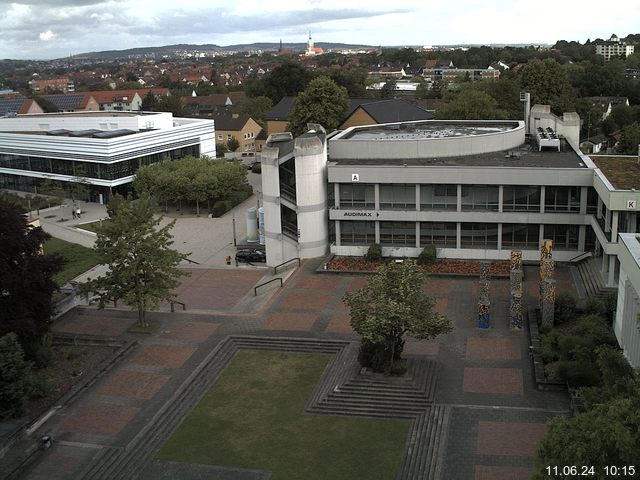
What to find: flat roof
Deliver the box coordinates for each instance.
[591,155,640,190]
[330,142,587,168]
[16,111,158,118]
[343,121,518,140]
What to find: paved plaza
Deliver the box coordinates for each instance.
[2,184,577,479]
[6,258,573,480]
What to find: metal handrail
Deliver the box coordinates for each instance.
[254,277,283,296]
[170,300,186,312]
[569,251,592,263]
[273,257,300,274]
[182,256,200,265]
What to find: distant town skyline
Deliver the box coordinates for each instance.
[1,0,638,60]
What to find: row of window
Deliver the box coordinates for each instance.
[339,221,581,250]
[0,145,200,181]
[337,184,591,213]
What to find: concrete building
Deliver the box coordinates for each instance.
[0,111,215,202]
[614,233,640,367]
[595,34,635,62]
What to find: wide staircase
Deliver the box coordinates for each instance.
[575,256,617,299]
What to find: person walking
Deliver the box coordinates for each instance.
[72,207,77,219]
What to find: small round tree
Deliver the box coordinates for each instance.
[343,260,453,374]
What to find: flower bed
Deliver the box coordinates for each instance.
[326,256,510,276]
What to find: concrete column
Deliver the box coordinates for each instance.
[604,208,610,233]
[335,220,341,246]
[597,197,603,219]
[374,184,380,210]
[579,186,588,215]
[631,213,638,233]
[375,221,380,244]
[578,225,586,251]
[497,223,503,250]
[602,252,608,274]
[457,184,462,212]
[415,222,420,248]
[334,183,340,208]
[539,224,545,247]
[540,185,546,213]
[415,184,420,212]
[456,222,461,249]
[608,255,616,287]
[611,211,619,241]
[498,185,504,213]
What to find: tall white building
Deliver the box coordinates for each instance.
[595,34,635,61]
[0,111,215,202]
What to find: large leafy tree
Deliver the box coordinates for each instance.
[0,333,34,419]
[617,122,640,155]
[247,63,315,104]
[436,88,508,120]
[343,260,453,372]
[85,194,188,327]
[330,66,369,97]
[519,58,576,114]
[235,95,273,128]
[287,76,349,136]
[0,196,62,359]
[534,347,640,478]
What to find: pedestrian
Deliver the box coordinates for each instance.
[76,207,81,219]
[72,208,76,219]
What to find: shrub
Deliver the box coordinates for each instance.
[573,314,616,345]
[555,360,601,387]
[251,162,262,174]
[417,244,437,265]
[554,291,577,324]
[583,297,605,317]
[28,370,51,399]
[602,291,618,321]
[211,200,233,217]
[364,243,383,262]
[0,333,33,419]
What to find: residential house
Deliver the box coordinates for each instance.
[214,113,262,152]
[182,92,247,117]
[339,99,433,129]
[39,93,99,112]
[586,96,630,120]
[0,98,44,116]
[28,77,75,93]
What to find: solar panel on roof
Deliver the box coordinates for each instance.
[0,99,24,116]
[42,95,84,110]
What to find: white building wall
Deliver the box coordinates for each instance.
[614,234,640,367]
[0,111,174,131]
[294,136,328,259]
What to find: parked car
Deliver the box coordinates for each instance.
[235,249,266,263]
[240,153,257,169]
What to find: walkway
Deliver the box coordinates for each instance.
[6,259,575,480]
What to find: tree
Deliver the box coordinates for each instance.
[379,78,397,98]
[519,58,576,114]
[287,76,349,136]
[0,196,62,360]
[0,333,33,419]
[618,122,640,154]
[435,88,508,120]
[85,194,188,327]
[330,66,369,97]
[343,260,453,373]
[140,90,158,111]
[227,136,240,152]
[247,63,315,103]
[235,96,273,128]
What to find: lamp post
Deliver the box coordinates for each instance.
[232,213,237,247]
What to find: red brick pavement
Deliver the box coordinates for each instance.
[475,465,535,480]
[51,315,135,337]
[173,268,264,310]
[296,276,342,290]
[325,302,353,334]
[403,340,440,357]
[423,278,452,296]
[465,337,521,360]
[263,311,319,331]
[278,290,331,309]
[476,421,548,456]
[435,297,448,315]
[346,276,368,292]
[94,370,171,400]
[129,345,196,369]
[62,402,140,436]
[156,321,219,343]
[463,367,524,395]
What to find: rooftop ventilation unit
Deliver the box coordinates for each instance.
[536,126,560,151]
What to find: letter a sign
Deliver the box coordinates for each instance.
[351,173,360,182]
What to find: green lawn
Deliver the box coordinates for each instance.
[43,237,101,286]
[157,350,410,480]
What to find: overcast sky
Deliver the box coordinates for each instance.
[1,0,638,60]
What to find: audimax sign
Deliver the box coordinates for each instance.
[343,211,380,217]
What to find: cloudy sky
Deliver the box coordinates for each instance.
[1,0,638,60]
